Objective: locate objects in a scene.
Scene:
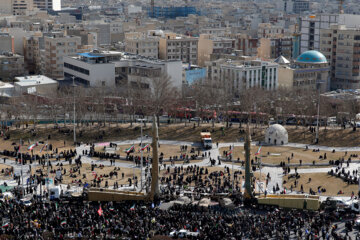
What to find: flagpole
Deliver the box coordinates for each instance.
[232,144,234,190]
[20,139,24,196]
[132,141,135,189]
[140,119,143,192]
[46,141,49,201]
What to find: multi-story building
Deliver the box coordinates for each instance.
[257,23,285,39]
[63,51,182,90]
[258,37,293,60]
[276,51,329,91]
[23,33,42,74]
[125,34,159,59]
[197,34,235,67]
[206,59,279,95]
[320,25,360,89]
[159,33,198,64]
[0,33,14,54]
[12,0,33,15]
[33,0,61,11]
[235,34,259,57]
[0,52,25,82]
[300,14,360,53]
[43,33,81,80]
[283,0,310,14]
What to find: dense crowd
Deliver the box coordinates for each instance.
[0,198,355,239]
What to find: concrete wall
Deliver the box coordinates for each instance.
[165,61,182,89]
[197,35,213,67]
[278,66,294,89]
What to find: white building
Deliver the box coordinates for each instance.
[63,51,182,90]
[207,59,279,95]
[14,75,58,95]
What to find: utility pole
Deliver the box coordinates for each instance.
[72,76,76,144]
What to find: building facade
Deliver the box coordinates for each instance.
[0,52,25,82]
[159,33,198,65]
[43,34,81,80]
[207,59,279,95]
[125,36,159,59]
[198,34,235,67]
[320,25,360,89]
[258,37,293,60]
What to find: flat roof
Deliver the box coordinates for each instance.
[78,52,103,58]
[15,75,57,86]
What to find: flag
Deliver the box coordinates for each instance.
[255,146,262,156]
[2,223,9,228]
[141,144,150,151]
[109,207,114,211]
[98,206,103,216]
[130,204,135,211]
[125,145,135,153]
[61,220,67,225]
[28,142,38,151]
[226,150,232,156]
[40,144,47,153]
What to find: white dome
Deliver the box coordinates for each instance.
[265,124,288,145]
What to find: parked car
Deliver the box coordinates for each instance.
[190,117,201,122]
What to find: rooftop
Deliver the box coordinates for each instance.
[15,75,57,86]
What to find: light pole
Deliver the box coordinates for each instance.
[138,118,146,192]
[71,76,76,144]
[315,81,325,144]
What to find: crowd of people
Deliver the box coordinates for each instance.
[0,198,355,239]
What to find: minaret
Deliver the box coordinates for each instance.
[244,123,253,199]
[150,115,160,200]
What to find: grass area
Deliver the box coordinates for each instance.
[34,163,140,187]
[220,146,357,165]
[95,144,203,159]
[1,123,359,147]
[283,172,358,196]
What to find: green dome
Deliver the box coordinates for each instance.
[296,50,327,63]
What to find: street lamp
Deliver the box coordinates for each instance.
[71,76,76,144]
[315,80,325,144]
[137,118,146,192]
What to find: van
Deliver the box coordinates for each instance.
[49,186,61,200]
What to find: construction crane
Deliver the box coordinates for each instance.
[338,0,344,14]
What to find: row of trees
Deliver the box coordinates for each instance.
[1,75,360,130]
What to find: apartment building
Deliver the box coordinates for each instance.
[206,59,278,95]
[43,34,81,80]
[159,33,198,64]
[33,0,61,11]
[125,34,159,59]
[300,14,360,54]
[0,52,25,82]
[23,34,42,74]
[0,33,15,54]
[258,37,293,60]
[257,23,285,39]
[197,34,235,67]
[12,0,33,15]
[235,34,259,57]
[320,25,360,89]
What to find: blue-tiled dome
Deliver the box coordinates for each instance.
[296,50,327,63]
